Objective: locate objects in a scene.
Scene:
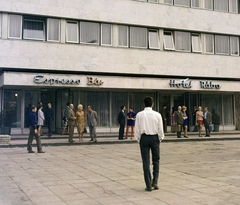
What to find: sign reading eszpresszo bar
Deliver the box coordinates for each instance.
[169,79,221,89]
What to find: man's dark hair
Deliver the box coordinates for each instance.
[66,102,70,106]
[120,105,125,110]
[31,105,36,110]
[144,96,154,107]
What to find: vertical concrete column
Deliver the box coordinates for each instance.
[1,13,8,39]
[60,19,66,44]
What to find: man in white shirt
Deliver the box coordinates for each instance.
[135,96,165,191]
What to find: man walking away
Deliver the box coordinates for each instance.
[135,96,164,191]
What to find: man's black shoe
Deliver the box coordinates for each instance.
[152,184,159,190]
[177,136,182,138]
[28,150,35,153]
[38,151,45,153]
[145,187,152,192]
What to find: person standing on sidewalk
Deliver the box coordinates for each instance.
[46,103,54,138]
[118,105,126,140]
[125,107,136,139]
[27,105,45,153]
[203,106,212,137]
[196,106,204,137]
[161,105,168,133]
[67,104,76,143]
[135,96,164,191]
[174,106,184,138]
[87,105,98,142]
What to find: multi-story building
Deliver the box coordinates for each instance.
[0,0,240,134]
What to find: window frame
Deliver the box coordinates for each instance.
[23,17,45,41]
[101,23,112,46]
[118,25,129,48]
[148,29,160,49]
[80,21,100,45]
[174,31,191,52]
[130,26,148,49]
[191,0,203,8]
[47,18,60,42]
[229,0,238,13]
[203,0,213,10]
[159,0,173,4]
[174,0,191,7]
[215,35,230,55]
[163,31,175,50]
[204,34,214,54]
[66,20,79,43]
[230,36,239,56]
[191,33,202,53]
[213,0,229,12]
[8,14,22,39]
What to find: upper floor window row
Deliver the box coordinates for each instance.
[3,14,240,56]
[138,0,239,13]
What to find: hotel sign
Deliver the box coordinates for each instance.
[169,79,221,89]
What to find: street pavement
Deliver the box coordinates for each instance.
[0,137,240,205]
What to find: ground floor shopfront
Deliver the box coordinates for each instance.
[0,71,238,135]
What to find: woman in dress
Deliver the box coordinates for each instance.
[76,104,85,141]
[196,106,204,137]
[182,106,189,138]
[37,105,45,137]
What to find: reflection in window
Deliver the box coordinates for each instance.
[23,17,45,40]
[148,30,159,49]
[66,21,78,43]
[230,36,239,56]
[118,25,128,47]
[47,18,60,42]
[215,35,229,55]
[191,0,201,8]
[0,13,1,38]
[175,31,191,52]
[130,26,147,48]
[163,31,175,50]
[80,21,99,44]
[8,14,22,39]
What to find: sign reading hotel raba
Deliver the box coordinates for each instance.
[33,75,104,86]
[169,78,221,89]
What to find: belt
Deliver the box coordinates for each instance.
[141,133,158,137]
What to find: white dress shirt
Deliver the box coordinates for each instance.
[134,107,165,143]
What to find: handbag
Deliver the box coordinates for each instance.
[171,124,182,132]
[209,124,213,132]
[84,127,87,133]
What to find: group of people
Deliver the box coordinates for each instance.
[173,105,212,138]
[62,103,98,143]
[27,102,54,153]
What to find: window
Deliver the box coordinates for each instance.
[148,30,159,49]
[148,0,158,2]
[8,14,22,39]
[174,0,190,6]
[230,36,239,56]
[159,0,173,4]
[118,25,128,47]
[175,31,191,52]
[47,18,60,42]
[101,24,112,46]
[205,34,214,54]
[191,0,202,8]
[80,21,99,45]
[130,26,147,48]
[214,0,228,12]
[215,35,229,55]
[23,16,45,40]
[229,0,238,12]
[66,21,78,43]
[163,31,175,50]
[204,0,213,9]
[191,34,202,52]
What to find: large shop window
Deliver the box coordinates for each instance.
[47,18,60,42]
[66,21,79,43]
[3,90,22,128]
[130,26,147,49]
[163,31,175,50]
[223,95,234,125]
[23,16,45,40]
[214,0,228,12]
[118,25,128,47]
[80,22,99,45]
[175,31,191,52]
[215,35,229,55]
[205,34,214,54]
[101,24,112,46]
[8,14,22,39]
[174,0,190,6]
[204,0,213,9]
[230,36,239,56]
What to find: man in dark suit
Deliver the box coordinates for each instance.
[46,103,54,138]
[67,104,76,143]
[161,105,167,133]
[174,106,184,138]
[204,106,212,137]
[118,105,126,140]
[87,105,98,142]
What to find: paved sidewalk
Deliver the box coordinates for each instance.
[0,140,240,205]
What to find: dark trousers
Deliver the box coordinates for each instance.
[89,125,97,140]
[27,126,42,152]
[204,120,210,136]
[119,124,125,139]
[68,125,75,141]
[176,123,182,137]
[140,134,160,188]
[47,119,53,136]
[163,120,167,133]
